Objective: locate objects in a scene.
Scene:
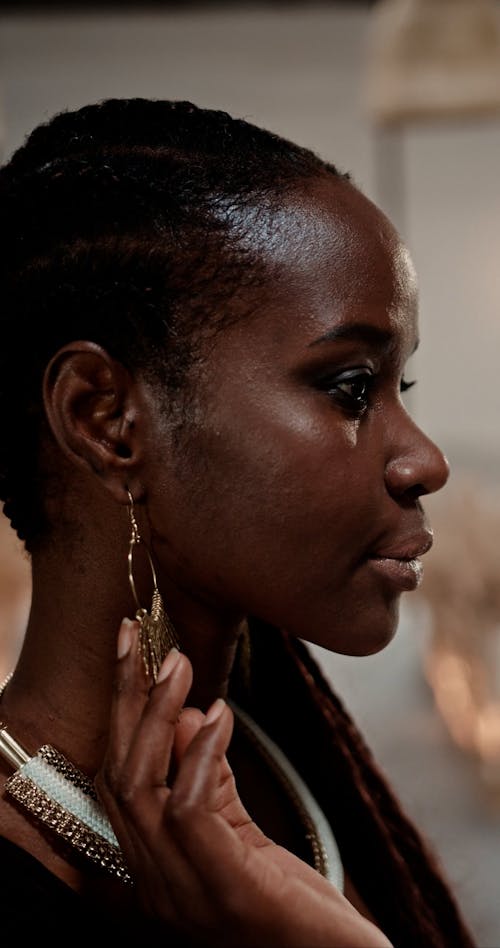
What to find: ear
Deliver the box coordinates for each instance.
[43,341,144,504]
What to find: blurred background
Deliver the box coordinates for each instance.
[1,1,500,942]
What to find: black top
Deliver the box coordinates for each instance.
[0,834,197,943]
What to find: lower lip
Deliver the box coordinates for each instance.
[368,557,424,591]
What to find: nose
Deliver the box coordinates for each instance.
[384,420,450,500]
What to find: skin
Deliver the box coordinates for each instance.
[0,174,448,945]
[139,177,448,667]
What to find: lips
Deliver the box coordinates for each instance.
[367,532,433,591]
[370,532,434,562]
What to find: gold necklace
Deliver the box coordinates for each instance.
[230,702,342,889]
[0,673,340,891]
[0,671,131,884]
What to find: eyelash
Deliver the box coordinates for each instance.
[319,370,416,414]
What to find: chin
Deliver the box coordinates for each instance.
[295,596,401,658]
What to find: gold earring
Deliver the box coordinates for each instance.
[127,490,180,681]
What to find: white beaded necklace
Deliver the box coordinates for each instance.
[0,671,343,892]
[0,670,131,883]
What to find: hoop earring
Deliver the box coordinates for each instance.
[127,490,180,681]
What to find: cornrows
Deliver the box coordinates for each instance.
[0,98,340,550]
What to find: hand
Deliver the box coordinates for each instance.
[95,618,393,948]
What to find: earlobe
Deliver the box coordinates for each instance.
[43,341,143,502]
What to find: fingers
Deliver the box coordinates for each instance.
[99,619,193,809]
[173,707,205,761]
[95,618,147,873]
[106,618,148,773]
[169,699,234,810]
[165,701,239,868]
[121,648,193,795]
[174,705,267,846]
[98,622,258,907]
[97,619,239,926]
[96,619,201,914]
[174,708,243,816]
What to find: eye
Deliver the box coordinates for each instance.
[400,378,416,393]
[318,368,375,413]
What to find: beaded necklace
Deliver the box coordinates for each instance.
[0,670,131,882]
[0,671,343,891]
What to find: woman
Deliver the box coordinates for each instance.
[0,98,475,946]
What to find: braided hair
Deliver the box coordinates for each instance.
[0,97,340,550]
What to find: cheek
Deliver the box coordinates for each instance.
[167,400,383,597]
[151,404,399,655]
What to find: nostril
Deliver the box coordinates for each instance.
[408,483,428,500]
[116,443,132,459]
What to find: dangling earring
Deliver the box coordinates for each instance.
[127,490,180,681]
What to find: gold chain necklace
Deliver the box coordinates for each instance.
[230,702,342,889]
[231,704,326,877]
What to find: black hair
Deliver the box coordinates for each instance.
[0,98,343,550]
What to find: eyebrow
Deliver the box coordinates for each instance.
[309,323,419,354]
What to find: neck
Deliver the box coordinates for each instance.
[1,531,245,776]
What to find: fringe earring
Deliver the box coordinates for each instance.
[127,491,180,681]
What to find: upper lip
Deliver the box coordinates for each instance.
[369,532,433,561]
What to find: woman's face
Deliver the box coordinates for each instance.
[146,176,449,656]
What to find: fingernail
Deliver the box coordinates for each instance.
[204,698,225,726]
[156,647,181,682]
[117,618,137,659]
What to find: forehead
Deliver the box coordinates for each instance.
[235,176,418,351]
